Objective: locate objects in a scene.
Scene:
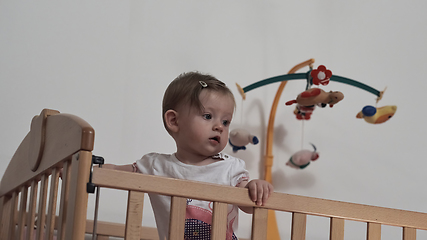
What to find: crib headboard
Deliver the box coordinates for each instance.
[0,109,95,240]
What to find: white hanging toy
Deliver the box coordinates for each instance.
[286,144,319,169]
[228,128,259,152]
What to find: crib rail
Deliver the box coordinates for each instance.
[92,167,427,240]
[0,109,95,240]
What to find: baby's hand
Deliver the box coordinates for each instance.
[245,179,273,206]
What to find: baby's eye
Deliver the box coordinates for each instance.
[222,120,230,126]
[203,114,212,120]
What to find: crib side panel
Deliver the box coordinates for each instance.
[93,167,427,239]
[266,192,427,230]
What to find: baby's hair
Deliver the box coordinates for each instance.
[162,71,235,131]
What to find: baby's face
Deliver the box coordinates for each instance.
[176,90,234,160]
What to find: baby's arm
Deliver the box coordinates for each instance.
[237,179,274,214]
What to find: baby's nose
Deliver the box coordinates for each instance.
[213,123,223,132]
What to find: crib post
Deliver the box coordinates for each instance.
[46,168,60,239]
[36,173,49,240]
[64,151,92,240]
[57,159,71,240]
[7,191,19,239]
[251,207,268,240]
[330,218,344,240]
[291,212,307,240]
[0,196,3,237]
[367,222,381,240]
[168,196,187,240]
[16,185,29,239]
[124,190,144,240]
[211,202,228,239]
[0,193,17,239]
[26,180,38,240]
[403,227,416,240]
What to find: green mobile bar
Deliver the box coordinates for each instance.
[242,73,307,93]
[242,72,381,97]
[330,75,380,97]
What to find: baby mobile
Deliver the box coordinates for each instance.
[228,58,397,240]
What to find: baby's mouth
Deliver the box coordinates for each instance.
[210,136,220,143]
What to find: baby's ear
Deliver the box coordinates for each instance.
[164,109,179,133]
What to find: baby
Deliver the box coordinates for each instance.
[103,72,273,240]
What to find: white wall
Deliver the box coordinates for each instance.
[1,1,426,239]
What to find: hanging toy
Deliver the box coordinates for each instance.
[228,128,259,152]
[285,88,344,108]
[356,105,397,124]
[286,144,319,169]
[285,88,344,120]
[311,65,332,86]
[292,105,316,120]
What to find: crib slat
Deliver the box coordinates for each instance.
[36,174,49,240]
[330,217,344,240]
[211,202,228,239]
[367,222,381,240]
[17,185,29,239]
[291,212,307,240]
[5,192,18,239]
[46,168,60,240]
[64,151,92,240]
[12,191,20,239]
[0,197,3,238]
[0,196,3,227]
[0,196,9,239]
[169,196,187,240]
[403,227,416,240]
[57,160,71,240]
[2,192,18,240]
[251,207,268,240]
[26,180,39,240]
[124,190,145,240]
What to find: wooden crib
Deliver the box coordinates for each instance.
[1,109,427,240]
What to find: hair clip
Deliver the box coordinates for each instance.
[199,81,208,88]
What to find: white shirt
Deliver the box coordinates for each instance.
[135,152,249,240]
